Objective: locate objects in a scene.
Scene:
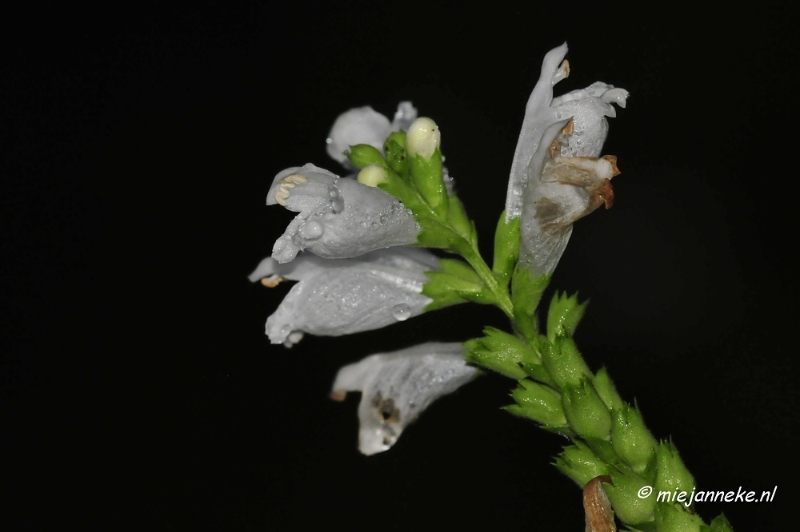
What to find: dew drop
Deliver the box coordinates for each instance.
[327,185,340,198]
[299,221,323,240]
[330,196,344,213]
[391,303,411,321]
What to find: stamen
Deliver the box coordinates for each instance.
[260,274,284,288]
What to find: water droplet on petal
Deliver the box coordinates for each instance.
[391,304,411,321]
[299,221,323,240]
[327,185,340,198]
[330,196,344,213]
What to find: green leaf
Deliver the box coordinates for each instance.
[346,144,386,169]
[463,327,535,379]
[423,258,495,310]
[547,291,588,341]
[510,265,550,341]
[492,212,520,290]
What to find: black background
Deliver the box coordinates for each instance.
[3,1,798,530]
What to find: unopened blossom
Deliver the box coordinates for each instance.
[268,163,420,263]
[330,342,478,455]
[326,101,418,167]
[507,43,628,278]
[249,247,438,346]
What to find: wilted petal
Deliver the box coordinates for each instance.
[506,42,569,221]
[249,248,437,346]
[506,45,628,221]
[267,163,420,263]
[511,45,627,278]
[326,102,418,166]
[520,147,620,277]
[330,342,477,455]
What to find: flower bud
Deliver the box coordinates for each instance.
[347,144,386,169]
[604,466,656,526]
[654,503,704,532]
[562,379,612,441]
[357,165,389,188]
[406,117,440,159]
[506,379,567,428]
[654,441,696,496]
[406,117,447,215]
[612,403,657,474]
[554,441,609,487]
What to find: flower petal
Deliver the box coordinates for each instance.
[326,106,391,165]
[506,45,628,222]
[267,163,420,263]
[325,102,418,166]
[510,46,628,278]
[506,43,569,221]
[330,342,477,455]
[249,248,437,346]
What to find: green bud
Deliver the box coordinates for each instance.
[612,403,657,475]
[384,131,409,177]
[541,335,592,390]
[492,213,520,290]
[654,503,704,532]
[593,367,624,411]
[604,466,656,526]
[562,380,612,441]
[553,441,609,487]
[654,441,696,497]
[356,165,389,187]
[546,292,587,341]
[346,144,386,169]
[505,379,567,428]
[464,327,535,380]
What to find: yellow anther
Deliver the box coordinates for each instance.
[260,274,284,288]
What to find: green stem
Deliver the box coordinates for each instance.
[457,239,514,319]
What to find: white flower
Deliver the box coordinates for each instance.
[507,43,628,277]
[249,247,438,346]
[267,163,420,263]
[326,102,418,167]
[330,342,478,455]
